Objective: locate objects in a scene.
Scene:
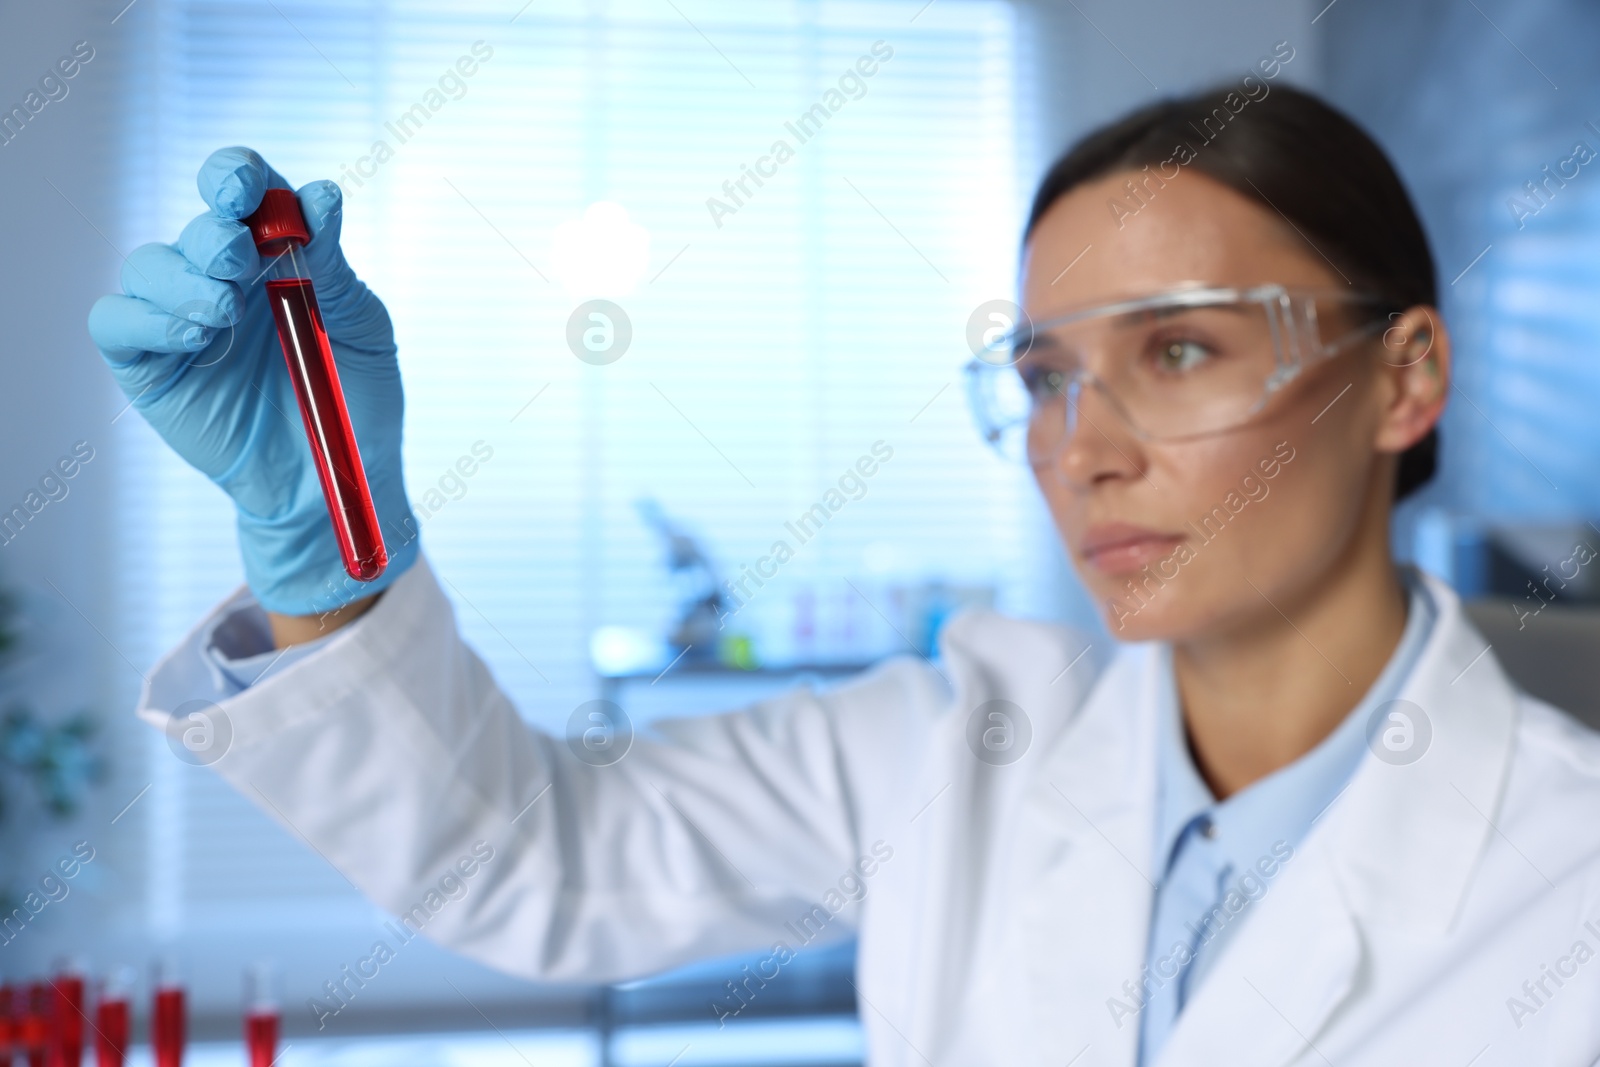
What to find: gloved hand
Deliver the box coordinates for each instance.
[88,146,419,617]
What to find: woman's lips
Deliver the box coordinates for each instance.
[1079,523,1186,576]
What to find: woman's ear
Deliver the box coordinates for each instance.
[1374,305,1448,455]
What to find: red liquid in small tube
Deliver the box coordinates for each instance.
[94,999,129,1067]
[246,187,387,584]
[245,1010,279,1067]
[0,985,14,1065]
[152,986,184,1067]
[19,983,48,1067]
[51,973,85,1067]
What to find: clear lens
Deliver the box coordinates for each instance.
[967,288,1325,460]
[964,357,1033,462]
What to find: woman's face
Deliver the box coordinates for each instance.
[1020,169,1434,642]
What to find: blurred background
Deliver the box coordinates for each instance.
[2,0,1598,1063]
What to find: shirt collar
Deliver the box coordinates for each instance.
[1151,565,1438,880]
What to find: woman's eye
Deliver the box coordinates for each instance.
[1019,367,1062,401]
[1154,337,1212,372]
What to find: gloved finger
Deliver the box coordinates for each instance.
[122,243,244,329]
[295,180,350,278]
[197,146,291,220]
[176,211,259,281]
[292,180,394,356]
[88,293,216,364]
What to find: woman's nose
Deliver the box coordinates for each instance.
[1045,375,1149,490]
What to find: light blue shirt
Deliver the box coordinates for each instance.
[203,599,332,693]
[1136,567,1436,1064]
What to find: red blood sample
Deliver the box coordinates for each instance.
[0,984,15,1064]
[245,188,387,583]
[49,973,85,1067]
[245,1011,279,1067]
[264,276,387,581]
[93,998,128,1067]
[242,961,281,1067]
[18,983,48,1067]
[151,986,184,1067]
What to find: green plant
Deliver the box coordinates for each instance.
[0,706,104,819]
[0,582,106,821]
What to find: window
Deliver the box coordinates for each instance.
[1319,0,1600,585]
[113,0,1042,1022]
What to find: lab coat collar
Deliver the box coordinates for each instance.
[1013,568,1518,1066]
[1155,569,1519,1065]
[1156,840,1361,1067]
[1326,569,1519,932]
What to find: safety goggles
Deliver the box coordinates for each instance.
[964,283,1396,465]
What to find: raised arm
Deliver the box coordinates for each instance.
[137,552,952,983]
[93,144,958,986]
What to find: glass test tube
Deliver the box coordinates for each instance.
[50,962,86,1067]
[94,967,135,1067]
[245,188,387,583]
[242,962,280,1067]
[0,983,14,1065]
[94,966,135,1067]
[151,960,184,1067]
[19,982,48,1067]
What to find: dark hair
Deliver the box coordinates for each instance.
[1024,82,1438,501]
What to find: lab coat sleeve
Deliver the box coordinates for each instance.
[137,553,955,983]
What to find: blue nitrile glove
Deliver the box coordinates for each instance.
[87,146,419,616]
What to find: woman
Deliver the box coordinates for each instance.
[93,84,1600,1065]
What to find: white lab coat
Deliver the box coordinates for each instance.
[140,555,1600,1066]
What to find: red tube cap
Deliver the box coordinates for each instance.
[244,188,310,251]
